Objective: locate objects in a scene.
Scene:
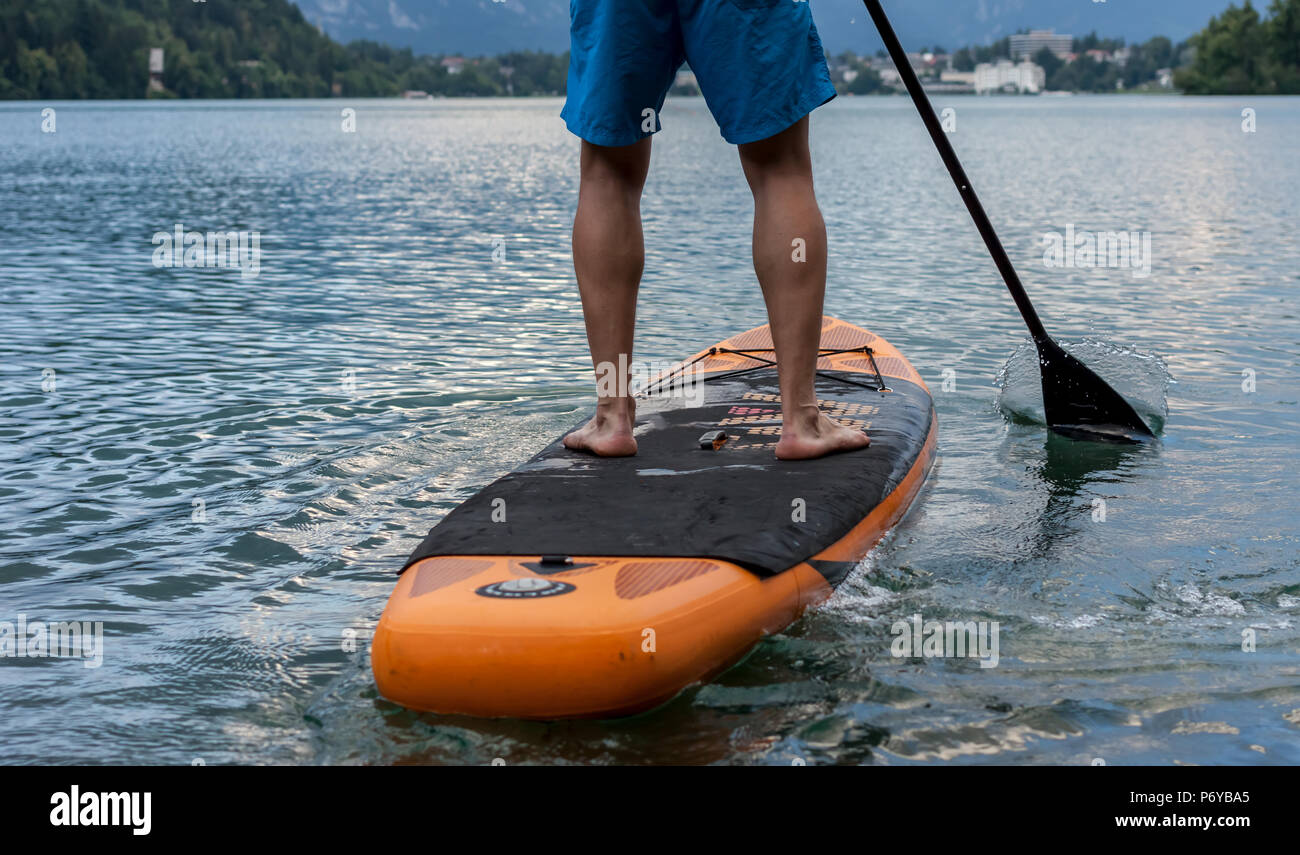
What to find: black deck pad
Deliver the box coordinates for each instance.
[404,370,934,579]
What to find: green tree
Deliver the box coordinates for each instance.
[52,41,89,97]
[1266,0,1300,89]
[1074,32,1126,54]
[845,66,883,95]
[15,42,58,98]
[1175,1,1299,93]
[0,0,573,99]
[1033,46,1063,81]
[1119,36,1175,89]
[1047,54,1121,92]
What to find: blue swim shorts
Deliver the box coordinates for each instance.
[560,0,837,147]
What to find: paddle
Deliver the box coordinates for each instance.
[860,0,1155,442]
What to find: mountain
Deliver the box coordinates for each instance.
[298,0,569,56]
[294,0,1240,56]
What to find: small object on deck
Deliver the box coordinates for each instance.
[698,430,728,450]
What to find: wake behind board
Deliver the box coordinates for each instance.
[372,317,936,718]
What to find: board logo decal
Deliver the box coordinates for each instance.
[718,395,873,448]
[476,578,576,599]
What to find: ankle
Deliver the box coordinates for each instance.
[595,397,634,426]
[782,403,821,430]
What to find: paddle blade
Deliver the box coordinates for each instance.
[1035,337,1155,443]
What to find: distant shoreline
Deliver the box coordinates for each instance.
[33,92,1300,107]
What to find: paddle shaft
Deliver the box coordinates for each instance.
[861,0,1049,342]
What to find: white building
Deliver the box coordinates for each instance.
[148,47,164,93]
[1009,30,1073,61]
[974,60,1046,94]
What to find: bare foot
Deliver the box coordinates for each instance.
[563,398,638,457]
[775,408,870,460]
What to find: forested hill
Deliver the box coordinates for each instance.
[0,0,566,99]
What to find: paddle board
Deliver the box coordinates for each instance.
[372,316,936,718]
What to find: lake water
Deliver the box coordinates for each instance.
[1,95,1298,765]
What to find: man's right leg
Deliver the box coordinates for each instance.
[563,138,652,457]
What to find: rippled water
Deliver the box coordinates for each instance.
[2,96,1298,765]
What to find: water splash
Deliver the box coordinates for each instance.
[995,338,1172,434]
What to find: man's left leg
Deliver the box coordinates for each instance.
[562,137,653,457]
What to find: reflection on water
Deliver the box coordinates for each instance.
[1036,430,1152,498]
[1017,432,1156,563]
[1,96,1299,765]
